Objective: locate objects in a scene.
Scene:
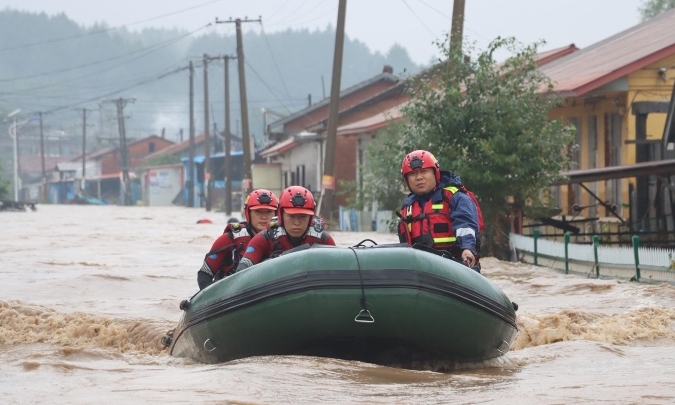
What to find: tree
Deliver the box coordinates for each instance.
[362,37,575,259]
[339,122,409,212]
[0,161,10,200]
[639,0,675,20]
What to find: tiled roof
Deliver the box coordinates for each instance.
[336,104,405,136]
[268,69,399,133]
[540,9,675,96]
[534,44,579,66]
[259,138,298,159]
[143,134,205,160]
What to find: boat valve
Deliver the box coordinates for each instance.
[161,335,172,348]
[161,329,174,348]
[179,300,190,311]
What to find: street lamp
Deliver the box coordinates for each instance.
[7,109,21,201]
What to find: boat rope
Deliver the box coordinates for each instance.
[349,247,375,323]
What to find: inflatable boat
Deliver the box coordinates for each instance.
[164,243,518,367]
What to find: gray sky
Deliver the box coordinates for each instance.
[1,0,643,65]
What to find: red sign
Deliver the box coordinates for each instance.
[322,175,334,190]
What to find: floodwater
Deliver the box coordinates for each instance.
[1,205,674,404]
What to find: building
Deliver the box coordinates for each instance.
[540,9,675,242]
[51,134,174,204]
[261,66,403,217]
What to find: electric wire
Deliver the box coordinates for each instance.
[0,0,223,52]
[45,65,189,114]
[259,22,291,99]
[244,60,294,114]
[400,0,438,39]
[0,24,210,84]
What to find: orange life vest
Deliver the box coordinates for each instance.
[399,186,459,252]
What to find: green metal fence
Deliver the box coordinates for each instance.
[510,230,675,284]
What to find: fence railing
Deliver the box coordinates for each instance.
[510,230,675,284]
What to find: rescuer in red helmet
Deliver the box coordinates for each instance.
[398,150,483,272]
[235,185,335,271]
[197,188,279,290]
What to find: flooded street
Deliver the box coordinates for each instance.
[2,204,675,404]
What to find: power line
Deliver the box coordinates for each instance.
[244,60,293,114]
[45,65,189,114]
[0,24,209,84]
[0,0,223,52]
[260,22,291,99]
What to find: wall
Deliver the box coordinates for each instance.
[142,164,184,206]
[546,52,675,221]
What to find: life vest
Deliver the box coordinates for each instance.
[206,222,254,278]
[265,216,328,256]
[399,186,460,252]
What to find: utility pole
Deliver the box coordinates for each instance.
[203,53,212,211]
[450,0,466,58]
[38,112,46,202]
[203,53,224,212]
[81,110,86,189]
[320,0,347,223]
[103,98,135,206]
[223,55,235,216]
[76,108,93,193]
[188,60,196,208]
[216,17,260,195]
[7,109,20,202]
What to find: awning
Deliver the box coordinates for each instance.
[553,159,675,185]
[259,138,299,158]
[86,172,138,181]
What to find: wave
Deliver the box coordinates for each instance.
[512,307,675,349]
[0,301,170,356]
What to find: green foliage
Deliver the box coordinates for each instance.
[339,123,409,211]
[135,154,181,172]
[639,0,675,20]
[364,37,575,258]
[0,161,10,199]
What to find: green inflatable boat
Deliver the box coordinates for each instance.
[164,243,518,367]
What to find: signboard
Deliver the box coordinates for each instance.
[322,175,335,190]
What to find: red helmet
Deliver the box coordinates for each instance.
[401,150,440,185]
[278,186,315,217]
[244,189,279,223]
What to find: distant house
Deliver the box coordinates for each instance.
[139,132,251,208]
[261,66,403,217]
[52,134,174,204]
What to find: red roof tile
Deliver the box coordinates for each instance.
[541,9,675,96]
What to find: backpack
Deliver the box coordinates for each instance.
[450,185,485,232]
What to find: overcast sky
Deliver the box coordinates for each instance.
[1,0,643,65]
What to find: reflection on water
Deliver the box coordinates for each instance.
[1,205,674,404]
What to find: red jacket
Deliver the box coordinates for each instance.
[199,222,254,283]
[236,222,335,270]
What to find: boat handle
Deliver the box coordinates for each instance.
[496,340,510,354]
[204,338,217,352]
[354,309,375,323]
